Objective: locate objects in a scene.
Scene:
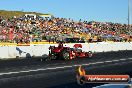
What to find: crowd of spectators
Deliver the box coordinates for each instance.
[0,14,132,44]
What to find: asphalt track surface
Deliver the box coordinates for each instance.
[0,50,132,88]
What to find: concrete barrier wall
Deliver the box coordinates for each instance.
[0,46,9,59]
[0,42,132,60]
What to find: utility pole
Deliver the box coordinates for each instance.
[128,0,131,35]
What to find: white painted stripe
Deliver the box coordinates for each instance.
[120,59,127,61]
[105,61,112,63]
[73,65,81,67]
[128,58,132,60]
[112,60,119,62]
[0,58,132,76]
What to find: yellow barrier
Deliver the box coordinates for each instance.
[0,43,17,46]
[0,42,57,46]
[30,42,57,44]
[1,41,129,46]
[17,44,30,46]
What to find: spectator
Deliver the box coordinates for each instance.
[0,14,132,43]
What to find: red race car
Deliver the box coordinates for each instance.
[48,42,92,60]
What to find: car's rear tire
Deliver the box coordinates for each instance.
[88,51,92,57]
[48,54,57,60]
[62,50,70,60]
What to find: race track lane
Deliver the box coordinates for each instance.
[0,50,132,73]
[0,50,132,88]
[0,59,132,88]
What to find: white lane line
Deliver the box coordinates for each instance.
[91,61,104,65]
[128,58,132,60]
[0,58,132,76]
[112,60,119,62]
[105,61,112,63]
[73,64,81,67]
[120,59,127,61]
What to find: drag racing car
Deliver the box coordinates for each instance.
[47,42,92,60]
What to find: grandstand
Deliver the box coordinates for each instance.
[0,10,132,45]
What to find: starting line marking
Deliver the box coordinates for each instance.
[0,58,132,76]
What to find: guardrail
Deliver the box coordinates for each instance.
[0,42,132,60]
